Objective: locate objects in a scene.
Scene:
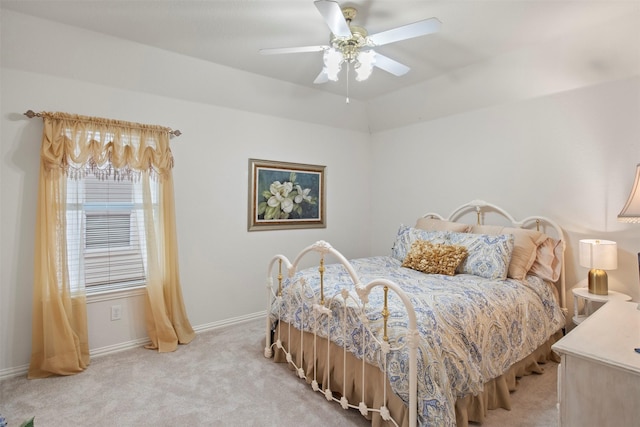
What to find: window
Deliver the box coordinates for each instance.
[66,173,158,294]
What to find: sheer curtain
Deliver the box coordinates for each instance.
[29,112,194,379]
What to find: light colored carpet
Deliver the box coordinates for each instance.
[0,319,557,426]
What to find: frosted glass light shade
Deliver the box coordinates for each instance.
[323,48,344,82]
[579,239,618,270]
[618,164,640,223]
[355,50,375,81]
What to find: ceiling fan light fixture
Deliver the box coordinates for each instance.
[323,48,344,81]
[355,50,376,81]
[261,2,441,87]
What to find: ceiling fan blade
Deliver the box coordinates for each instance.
[314,0,352,37]
[260,46,328,55]
[369,17,442,47]
[314,70,329,84]
[373,53,410,76]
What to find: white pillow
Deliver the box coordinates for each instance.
[415,217,471,233]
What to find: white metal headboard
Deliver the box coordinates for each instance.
[422,199,567,313]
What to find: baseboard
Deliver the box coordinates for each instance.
[193,310,266,333]
[0,311,266,381]
[89,337,152,358]
[0,364,30,381]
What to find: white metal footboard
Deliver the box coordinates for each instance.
[264,240,419,427]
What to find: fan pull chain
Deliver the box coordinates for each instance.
[346,62,350,104]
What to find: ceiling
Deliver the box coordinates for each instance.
[1,0,639,102]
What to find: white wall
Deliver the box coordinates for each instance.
[0,11,373,376]
[370,76,640,314]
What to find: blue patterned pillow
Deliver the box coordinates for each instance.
[446,232,515,280]
[391,225,450,262]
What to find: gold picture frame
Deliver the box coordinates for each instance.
[248,159,326,231]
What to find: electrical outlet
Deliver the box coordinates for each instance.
[111,305,122,321]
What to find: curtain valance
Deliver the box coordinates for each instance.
[39,112,174,178]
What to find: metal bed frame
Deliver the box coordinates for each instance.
[263,200,567,427]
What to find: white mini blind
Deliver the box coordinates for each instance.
[66,173,155,293]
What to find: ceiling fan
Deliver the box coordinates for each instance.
[260,0,442,84]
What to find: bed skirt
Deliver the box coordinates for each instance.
[272,322,562,426]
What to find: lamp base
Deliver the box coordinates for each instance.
[588,269,608,295]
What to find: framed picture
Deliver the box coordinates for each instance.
[248,159,326,231]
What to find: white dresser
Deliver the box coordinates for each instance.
[552,300,640,427]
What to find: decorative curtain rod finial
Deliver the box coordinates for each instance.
[24,110,41,118]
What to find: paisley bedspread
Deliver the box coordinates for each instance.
[270,255,565,426]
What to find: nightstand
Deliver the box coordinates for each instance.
[571,284,631,325]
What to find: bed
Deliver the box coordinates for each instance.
[263,200,567,426]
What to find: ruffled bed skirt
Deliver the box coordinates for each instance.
[272,322,562,426]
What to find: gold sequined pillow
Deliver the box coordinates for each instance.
[402,240,468,276]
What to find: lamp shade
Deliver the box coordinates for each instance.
[579,239,618,270]
[618,163,640,223]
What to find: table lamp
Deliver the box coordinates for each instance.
[579,239,617,295]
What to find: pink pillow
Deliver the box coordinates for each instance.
[529,237,562,282]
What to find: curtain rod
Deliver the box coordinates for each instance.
[24,110,182,137]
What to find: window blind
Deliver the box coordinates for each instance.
[66,173,156,293]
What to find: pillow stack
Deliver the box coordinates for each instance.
[391,217,562,282]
